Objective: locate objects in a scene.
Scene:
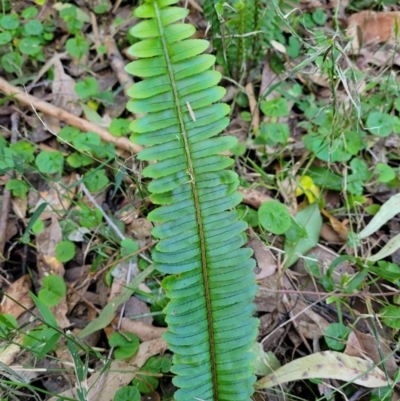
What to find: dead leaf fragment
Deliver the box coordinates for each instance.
[257,351,391,389]
[249,238,277,279]
[47,338,167,401]
[347,11,400,52]
[239,187,274,209]
[113,318,166,342]
[34,174,77,220]
[0,275,34,318]
[344,330,397,378]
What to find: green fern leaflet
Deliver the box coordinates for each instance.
[125,1,258,400]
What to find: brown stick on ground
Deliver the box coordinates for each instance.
[0,113,19,265]
[0,77,141,153]
[105,35,134,97]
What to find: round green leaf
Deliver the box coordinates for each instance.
[66,152,93,168]
[32,219,45,234]
[57,126,80,143]
[10,141,35,163]
[0,32,12,45]
[55,240,76,263]
[38,275,67,306]
[366,112,393,137]
[1,52,23,73]
[24,20,43,36]
[380,305,400,329]
[114,386,140,401]
[75,77,99,98]
[109,332,139,359]
[66,36,89,59]
[258,201,291,235]
[84,169,109,192]
[0,14,20,30]
[312,8,327,25]
[376,163,396,183]
[35,151,64,174]
[260,98,289,117]
[5,179,29,198]
[18,37,42,55]
[109,118,130,137]
[324,323,351,351]
[22,7,39,19]
[121,238,139,258]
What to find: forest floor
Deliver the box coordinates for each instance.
[0,0,400,400]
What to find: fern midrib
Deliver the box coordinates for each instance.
[154,4,218,400]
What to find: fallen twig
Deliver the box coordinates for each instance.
[105,35,134,97]
[0,113,19,265]
[0,77,141,153]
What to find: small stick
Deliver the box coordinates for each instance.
[245,82,260,133]
[0,77,141,153]
[105,35,134,97]
[0,113,19,265]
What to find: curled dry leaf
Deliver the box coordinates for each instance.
[256,351,391,389]
[113,317,166,342]
[344,330,398,378]
[321,208,349,241]
[42,58,82,133]
[288,298,330,340]
[36,215,63,276]
[0,275,34,318]
[239,187,274,209]
[0,341,21,366]
[52,58,82,116]
[248,238,277,279]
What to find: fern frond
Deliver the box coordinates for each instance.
[125,1,258,400]
[204,0,287,81]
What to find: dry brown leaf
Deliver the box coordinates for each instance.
[320,223,342,244]
[239,187,274,209]
[249,238,277,279]
[51,297,70,329]
[347,11,400,52]
[359,48,400,67]
[257,351,391,389]
[344,330,397,378]
[36,215,63,275]
[123,296,152,324]
[11,196,27,221]
[260,57,280,101]
[321,208,349,241]
[42,58,82,132]
[34,174,77,220]
[47,338,167,401]
[52,58,82,116]
[112,318,166,342]
[286,297,330,340]
[0,275,34,318]
[0,341,21,366]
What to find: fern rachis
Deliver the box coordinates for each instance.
[125,1,258,400]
